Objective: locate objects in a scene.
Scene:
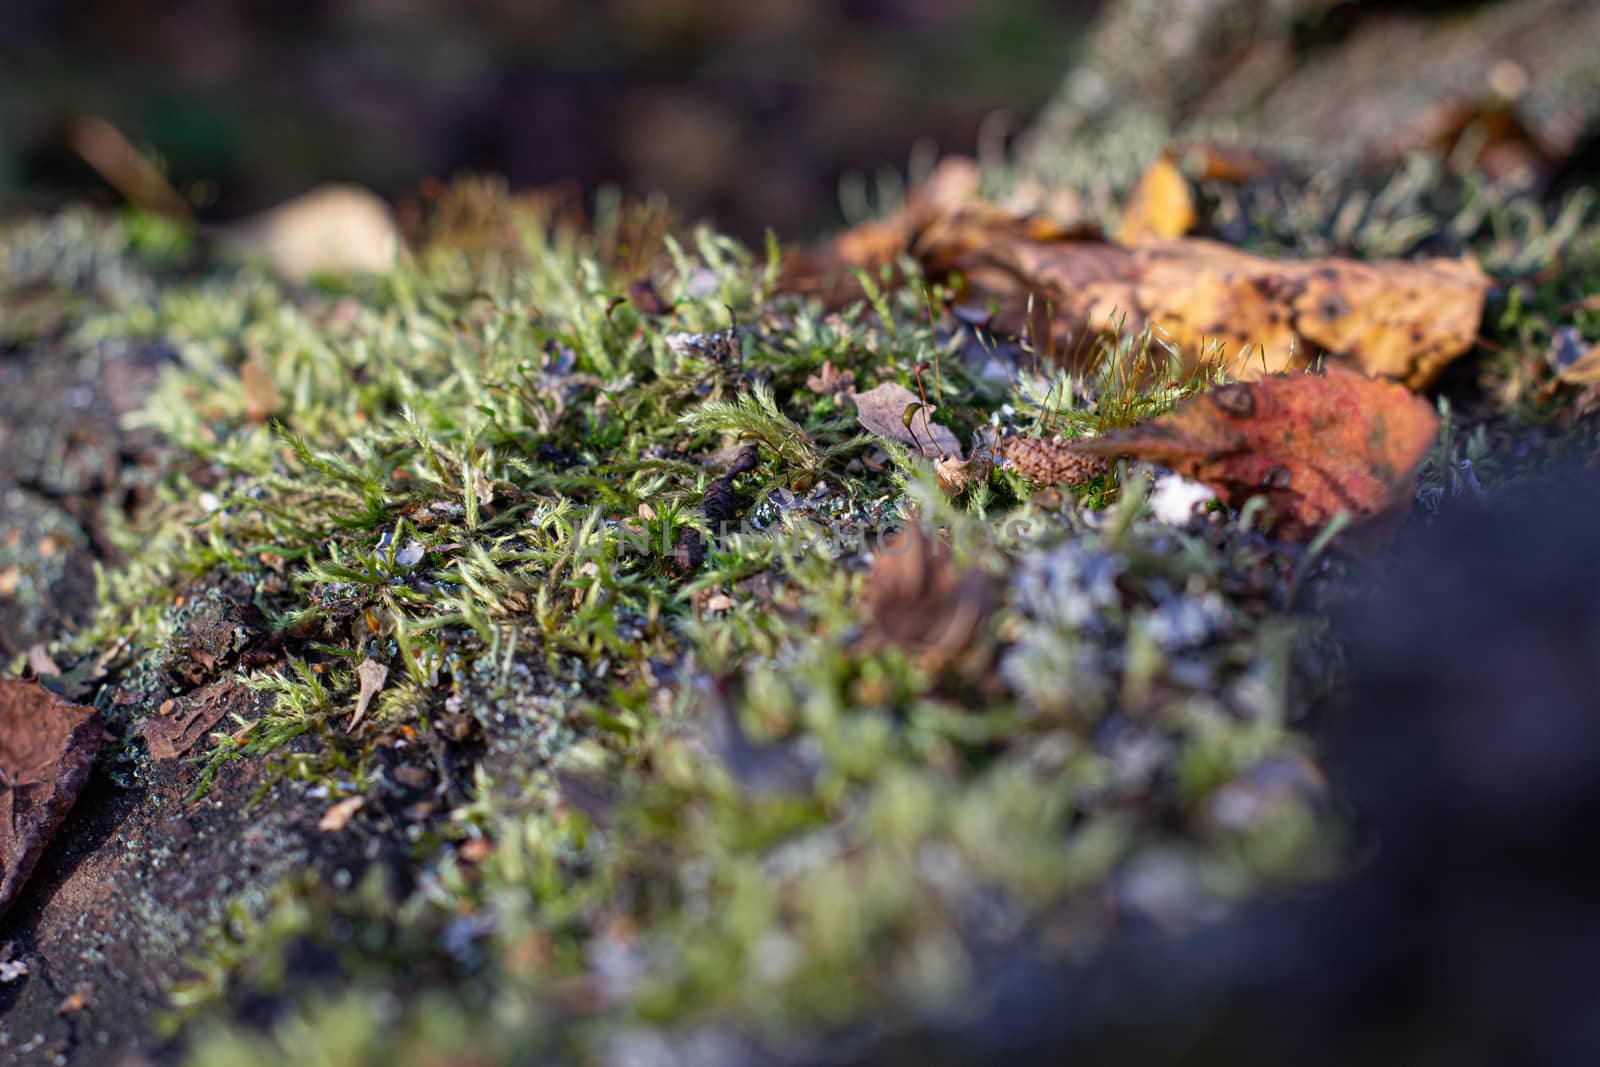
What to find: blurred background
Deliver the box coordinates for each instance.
[0,0,1102,240]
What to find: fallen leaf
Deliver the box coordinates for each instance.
[805,360,856,402]
[865,524,992,674]
[670,444,760,575]
[852,382,962,458]
[779,156,1096,310]
[318,795,366,832]
[350,658,389,729]
[783,156,1486,388]
[1551,328,1600,386]
[1078,367,1439,543]
[0,679,103,917]
[626,278,674,316]
[934,449,995,497]
[949,238,1488,387]
[25,645,60,677]
[1177,141,1285,184]
[1119,154,1197,245]
[140,682,238,761]
[213,184,400,282]
[240,358,283,423]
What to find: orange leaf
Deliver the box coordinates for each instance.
[1118,154,1197,245]
[951,238,1487,387]
[1078,367,1439,543]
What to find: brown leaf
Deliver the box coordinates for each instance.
[139,681,238,761]
[25,645,60,678]
[0,679,103,917]
[1078,367,1439,543]
[626,278,674,316]
[1119,154,1197,245]
[1553,331,1600,387]
[318,795,366,832]
[851,382,962,459]
[779,156,1095,310]
[804,360,856,401]
[350,658,389,729]
[865,524,992,675]
[953,238,1487,388]
[1177,141,1285,184]
[783,156,1485,390]
[240,358,283,423]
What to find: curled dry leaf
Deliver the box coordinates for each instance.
[670,443,760,575]
[1118,154,1197,245]
[140,681,239,761]
[934,450,995,498]
[851,382,961,459]
[626,278,674,316]
[865,524,992,675]
[318,795,366,833]
[0,678,103,918]
[779,156,1097,310]
[805,360,856,402]
[350,658,389,730]
[1078,367,1439,544]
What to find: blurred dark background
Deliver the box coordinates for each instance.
[0,0,1100,239]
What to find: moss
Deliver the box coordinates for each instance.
[1,153,1597,1064]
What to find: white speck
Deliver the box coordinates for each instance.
[1149,473,1215,526]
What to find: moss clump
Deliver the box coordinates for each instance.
[2,147,1597,1064]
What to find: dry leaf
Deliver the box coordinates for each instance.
[318,795,366,832]
[865,524,992,674]
[1552,328,1600,386]
[1119,154,1197,245]
[784,156,1485,389]
[140,681,238,761]
[851,382,962,458]
[626,278,674,316]
[951,238,1487,387]
[213,184,399,282]
[805,360,856,402]
[1078,367,1439,543]
[26,645,60,678]
[1177,141,1284,184]
[779,156,1095,310]
[0,679,103,917]
[350,658,389,729]
[240,358,283,423]
[934,450,995,497]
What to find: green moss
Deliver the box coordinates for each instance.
[4,154,1598,1064]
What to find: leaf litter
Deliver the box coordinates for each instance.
[0,679,103,918]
